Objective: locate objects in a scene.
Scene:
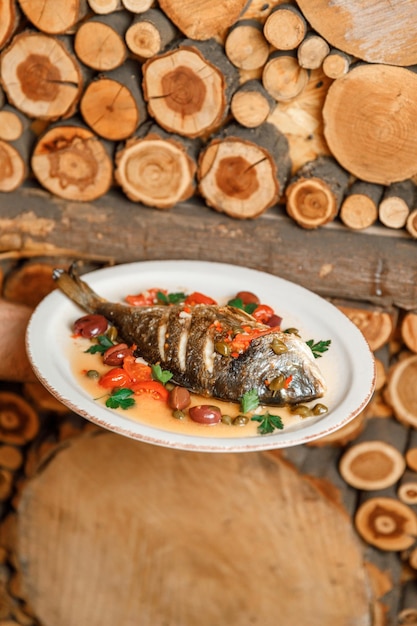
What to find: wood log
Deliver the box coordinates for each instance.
[397,580,417,625]
[17,0,88,35]
[406,209,417,239]
[385,354,417,429]
[142,39,240,138]
[378,180,416,230]
[17,432,375,626]
[322,49,353,79]
[397,470,417,506]
[121,0,154,13]
[406,431,417,473]
[0,0,19,49]
[0,392,39,446]
[262,51,310,103]
[297,32,330,70]
[0,138,29,193]
[80,60,147,140]
[157,0,249,40]
[0,31,83,121]
[322,64,417,185]
[307,411,367,448]
[125,8,178,59]
[230,79,275,128]
[2,260,61,307]
[285,156,350,229]
[336,304,395,351]
[401,312,417,354]
[355,496,417,551]
[295,0,417,66]
[0,469,13,502]
[31,119,114,202]
[198,122,290,219]
[224,19,269,72]
[0,105,31,142]
[339,180,383,231]
[115,123,199,208]
[74,11,131,71]
[0,446,23,472]
[87,0,123,14]
[263,4,307,51]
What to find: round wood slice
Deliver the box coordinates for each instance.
[406,208,417,238]
[17,0,88,34]
[17,432,374,626]
[323,65,417,184]
[262,52,309,103]
[0,392,39,446]
[297,34,330,70]
[339,441,406,491]
[87,0,123,14]
[397,470,417,506]
[385,354,417,428]
[336,306,393,351]
[355,496,417,551]
[0,0,19,48]
[401,312,417,353]
[74,13,129,71]
[0,140,27,192]
[322,49,352,80]
[225,20,270,71]
[295,0,417,66]
[125,9,178,59]
[263,5,307,51]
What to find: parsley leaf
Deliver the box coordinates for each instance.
[306,339,331,358]
[157,291,187,305]
[105,388,135,410]
[227,297,258,315]
[251,412,284,435]
[240,389,260,413]
[151,363,173,385]
[85,334,114,354]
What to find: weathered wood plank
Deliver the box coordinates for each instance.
[0,184,416,309]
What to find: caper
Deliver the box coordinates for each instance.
[215,341,231,356]
[165,381,175,391]
[172,409,185,420]
[106,326,118,342]
[233,414,249,426]
[269,374,285,391]
[221,414,233,425]
[312,403,328,416]
[284,327,300,337]
[86,369,100,379]
[271,337,288,355]
[291,404,312,418]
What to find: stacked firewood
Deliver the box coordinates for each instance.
[0,258,414,625]
[1,0,417,236]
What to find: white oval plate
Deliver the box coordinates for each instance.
[26,260,375,452]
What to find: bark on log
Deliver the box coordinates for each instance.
[339,180,383,231]
[87,0,123,14]
[297,32,330,70]
[0,392,39,446]
[115,123,199,208]
[336,304,394,351]
[322,64,417,185]
[285,156,349,229]
[401,312,417,354]
[80,60,147,140]
[224,19,269,72]
[121,0,154,13]
[406,209,417,239]
[385,354,417,429]
[0,0,19,49]
[263,4,307,51]
[74,11,131,71]
[230,79,275,128]
[125,8,178,59]
[322,49,353,80]
[142,39,240,138]
[17,0,88,35]
[157,0,249,40]
[0,32,83,121]
[379,180,416,230]
[31,119,114,202]
[295,0,417,66]
[355,496,417,551]
[17,432,375,626]
[262,51,309,103]
[198,122,291,219]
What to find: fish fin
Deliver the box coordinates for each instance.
[53,264,106,313]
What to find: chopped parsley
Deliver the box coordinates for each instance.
[251,412,284,435]
[306,339,331,358]
[157,291,187,305]
[240,388,260,413]
[85,334,114,354]
[105,388,135,410]
[151,363,173,385]
[227,297,258,315]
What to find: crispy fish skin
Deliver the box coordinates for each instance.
[53,267,326,406]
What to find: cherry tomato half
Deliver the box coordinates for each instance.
[131,381,169,402]
[125,288,166,306]
[99,368,132,389]
[252,304,275,324]
[184,292,217,306]
[123,355,152,382]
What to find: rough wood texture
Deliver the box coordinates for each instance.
[125,8,177,59]
[17,0,88,35]
[17,431,375,626]
[339,180,383,231]
[1,185,416,311]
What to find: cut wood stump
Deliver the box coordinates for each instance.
[115,124,199,208]
[322,65,417,184]
[339,441,406,491]
[339,180,383,231]
[198,122,290,219]
[17,431,375,626]
[262,51,309,103]
[322,49,353,80]
[297,32,330,70]
[2,260,59,307]
[355,496,417,551]
[224,19,270,72]
[87,0,123,14]
[0,0,19,49]
[406,209,417,239]
[385,354,417,429]
[17,0,88,35]
[230,79,275,128]
[285,156,349,229]
[0,105,31,142]
[378,180,416,230]
[0,392,39,446]
[74,11,131,71]
[122,0,154,12]
[397,470,417,506]
[31,120,114,202]
[125,8,178,59]
[263,4,307,51]
[401,312,417,354]
[336,305,394,351]
[142,40,239,138]
[0,31,83,121]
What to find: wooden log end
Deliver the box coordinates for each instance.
[355,497,417,551]
[385,355,417,428]
[339,440,406,491]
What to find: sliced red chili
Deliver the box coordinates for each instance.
[125,288,166,306]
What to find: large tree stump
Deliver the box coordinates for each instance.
[17,431,375,626]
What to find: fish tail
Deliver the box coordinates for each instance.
[53,264,106,314]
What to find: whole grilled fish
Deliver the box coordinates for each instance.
[53,267,326,406]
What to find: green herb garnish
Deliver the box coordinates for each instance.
[227,297,258,315]
[105,388,135,410]
[306,339,331,358]
[240,388,260,413]
[251,412,284,435]
[157,291,187,304]
[85,334,114,354]
[151,363,174,385]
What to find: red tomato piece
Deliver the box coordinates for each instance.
[184,292,217,306]
[252,304,275,323]
[99,368,132,389]
[131,381,169,402]
[125,288,166,306]
[122,355,152,382]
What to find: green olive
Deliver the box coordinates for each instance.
[312,403,328,416]
[291,404,312,418]
[269,374,285,391]
[215,341,231,356]
[271,337,288,355]
[233,414,249,426]
[284,327,300,337]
